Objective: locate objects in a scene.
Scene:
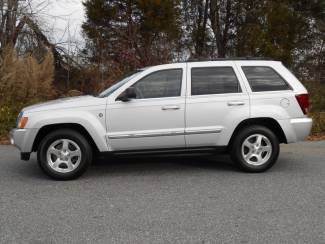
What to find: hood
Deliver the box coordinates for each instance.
[22,95,106,113]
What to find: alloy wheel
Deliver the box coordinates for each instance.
[46,139,82,173]
[241,134,273,166]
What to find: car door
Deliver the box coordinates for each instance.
[106,64,186,151]
[185,61,250,147]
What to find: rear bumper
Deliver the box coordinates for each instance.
[290,118,313,141]
[278,118,312,143]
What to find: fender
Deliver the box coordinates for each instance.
[25,108,108,152]
[227,117,288,146]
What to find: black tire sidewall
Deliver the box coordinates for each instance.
[231,126,279,172]
[38,129,92,180]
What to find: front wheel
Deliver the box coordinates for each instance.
[230,126,280,172]
[37,129,92,180]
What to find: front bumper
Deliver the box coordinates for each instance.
[10,128,38,153]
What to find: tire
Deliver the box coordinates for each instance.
[37,129,92,180]
[230,125,279,172]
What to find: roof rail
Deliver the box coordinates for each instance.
[187,57,275,62]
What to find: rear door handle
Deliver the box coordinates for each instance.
[227,101,245,106]
[162,105,180,110]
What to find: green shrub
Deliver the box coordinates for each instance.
[0,100,43,137]
[303,81,325,135]
[311,113,325,135]
[0,104,16,136]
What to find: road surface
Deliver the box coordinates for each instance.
[0,142,324,243]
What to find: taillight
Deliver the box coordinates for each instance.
[295,94,309,115]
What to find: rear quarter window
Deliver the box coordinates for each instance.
[191,67,241,95]
[242,66,291,92]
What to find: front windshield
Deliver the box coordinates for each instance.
[98,71,142,98]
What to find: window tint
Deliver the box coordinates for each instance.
[132,69,182,99]
[191,67,241,95]
[98,71,142,97]
[242,66,290,92]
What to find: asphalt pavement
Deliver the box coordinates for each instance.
[0,142,324,243]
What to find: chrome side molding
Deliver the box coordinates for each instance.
[107,127,223,139]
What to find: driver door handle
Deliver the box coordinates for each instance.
[162,105,180,110]
[227,101,245,106]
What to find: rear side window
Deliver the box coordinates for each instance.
[191,67,241,95]
[242,66,291,92]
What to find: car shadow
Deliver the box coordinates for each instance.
[87,154,239,177]
[15,152,292,180]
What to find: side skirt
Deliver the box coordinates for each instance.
[98,146,228,158]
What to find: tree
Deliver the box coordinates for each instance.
[293,0,325,82]
[209,0,240,58]
[180,0,212,59]
[82,0,181,85]
[82,0,325,84]
[234,0,315,71]
[0,0,48,54]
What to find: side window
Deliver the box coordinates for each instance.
[242,66,291,92]
[132,69,182,99]
[191,67,241,95]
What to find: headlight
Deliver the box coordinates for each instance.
[16,112,28,129]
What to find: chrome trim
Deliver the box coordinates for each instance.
[290,118,313,124]
[161,105,180,110]
[108,131,184,139]
[227,101,245,106]
[16,112,23,128]
[108,128,222,139]
[185,128,222,135]
[9,129,14,145]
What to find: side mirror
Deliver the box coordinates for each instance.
[116,87,137,102]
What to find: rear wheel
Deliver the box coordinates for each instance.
[230,126,279,172]
[37,129,92,180]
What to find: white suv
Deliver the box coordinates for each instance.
[10,59,312,180]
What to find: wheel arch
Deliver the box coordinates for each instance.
[228,117,287,147]
[32,123,100,153]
